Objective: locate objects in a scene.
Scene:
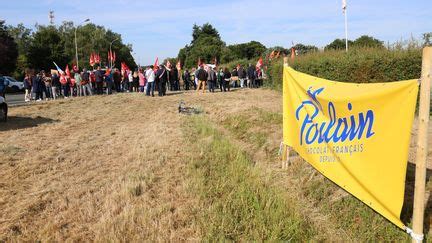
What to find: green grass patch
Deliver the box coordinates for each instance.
[184,116,316,241]
[222,107,282,149]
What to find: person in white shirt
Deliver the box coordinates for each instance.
[145,65,156,97]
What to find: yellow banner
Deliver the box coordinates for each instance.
[283,65,418,229]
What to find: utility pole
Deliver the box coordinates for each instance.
[48,11,55,25]
[74,18,90,70]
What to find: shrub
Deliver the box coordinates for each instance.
[266,47,422,91]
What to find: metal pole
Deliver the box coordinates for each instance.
[344,9,348,52]
[74,19,90,71]
[75,27,79,69]
[109,38,119,69]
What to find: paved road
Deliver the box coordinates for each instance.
[4,93,26,106]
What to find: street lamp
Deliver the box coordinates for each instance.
[74,18,90,70]
[109,37,119,68]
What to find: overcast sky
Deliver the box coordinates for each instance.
[2,0,431,64]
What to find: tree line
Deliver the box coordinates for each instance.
[0,20,136,79]
[173,23,395,69]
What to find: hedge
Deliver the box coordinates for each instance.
[265,47,422,91]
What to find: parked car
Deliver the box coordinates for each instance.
[4,76,24,92]
[0,96,7,122]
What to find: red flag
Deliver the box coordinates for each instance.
[113,52,116,62]
[90,53,95,67]
[154,57,159,71]
[121,62,129,71]
[291,47,296,60]
[65,64,71,77]
[256,57,263,69]
[95,53,100,64]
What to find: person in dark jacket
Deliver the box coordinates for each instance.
[0,75,9,99]
[32,72,43,101]
[155,65,168,96]
[207,67,217,93]
[238,65,246,88]
[217,68,225,92]
[183,70,190,90]
[231,68,238,88]
[172,67,179,91]
[196,65,208,93]
[247,64,256,88]
[51,73,61,100]
[224,68,231,92]
[95,66,104,95]
[113,69,122,92]
[24,73,32,102]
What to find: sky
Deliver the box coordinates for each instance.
[1,0,431,64]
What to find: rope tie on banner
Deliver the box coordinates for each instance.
[406,227,424,242]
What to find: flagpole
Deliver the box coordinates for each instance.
[344,7,348,52]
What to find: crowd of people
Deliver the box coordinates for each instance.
[19,63,264,102]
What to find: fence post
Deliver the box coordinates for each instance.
[412,46,432,242]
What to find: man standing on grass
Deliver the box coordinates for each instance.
[155,64,167,96]
[95,66,104,95]
[145,65,155,97]
[207,66,216,93]
[196,65,208,93]
[247,63,256,88]
[238,64,246,88]
[81,68,92,96]
[74,70,82,96]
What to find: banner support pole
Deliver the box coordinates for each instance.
[281,56,291,169]
[412,46,432,243]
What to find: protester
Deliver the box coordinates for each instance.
[172,67,179,91]
[155,65,167,96]
[60,72,69,98]
[51,72,60,100]
[207,66,217,93]
[231,68,238,88]
[128,70,134,92]
[138,68,146,93]
[74,71,82,96]
[95,66,104,95]
[81,69,92,96]
[113,68,122,92]
[69,75,76,97]
[24,73,32,102]
[0,75,9,99]
[196,65,208,93]
[183,69,190,90]
[238,65,246,88]
[42,71,52,99]
[247,63,256,88]
[132,70,139,92]
[121,70,128,92]
[32,72,43,101]
[145,65,155,97]
[224,67,231,92]
[105,69,113,95]
[217,68,225,92]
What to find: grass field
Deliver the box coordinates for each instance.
[0,89,431,241]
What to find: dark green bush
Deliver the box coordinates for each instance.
[266,47,422,91]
